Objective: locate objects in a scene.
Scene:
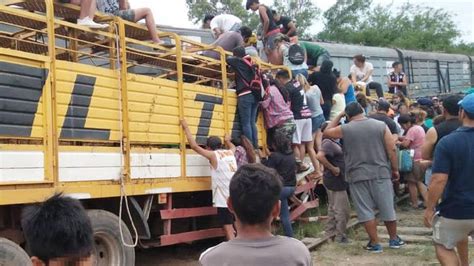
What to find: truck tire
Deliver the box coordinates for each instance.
[0,237,31,265]
[87,210,135,266]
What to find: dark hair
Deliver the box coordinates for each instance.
[229,164,282,225]
[398,113,416,124]
[353,54,366,63]
[275,69,290,80]
[433,115,446,126]
[442,95,462,116]
[203,14,214,23]
[345,102,364,118]
[207,136,222,150]
[332,68,341,78]
[246,0,259,10]
[21,193,93,263]
[392,61,401,68]
[271,10,277,16]
[320,60,334,74]
[356,93,368,108]
[420,105,435,119]
[272,131,292,154]
[232,46,246,58]
[231,137,242,147]
[240,26,253,40]
[377,100,390,112]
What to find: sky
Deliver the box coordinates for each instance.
[130,0,473,43]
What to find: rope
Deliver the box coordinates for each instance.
[115,24,139,248]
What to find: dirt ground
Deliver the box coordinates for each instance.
[135,206,474,266]
[312,207,474,266]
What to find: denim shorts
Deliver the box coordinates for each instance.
[311,114,325,133]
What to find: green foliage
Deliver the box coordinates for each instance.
[272,0,321,37]
[317,0,470,55]
[185,0,259,29]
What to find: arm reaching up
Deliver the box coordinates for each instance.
[180,119,217,168]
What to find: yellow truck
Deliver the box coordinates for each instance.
[0,1,285,264]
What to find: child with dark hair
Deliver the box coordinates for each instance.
[261,131,297,237]
[181,119,237,240]
[21,193,94,266]
[199,164,311,266]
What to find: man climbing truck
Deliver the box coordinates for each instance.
[0,1,285,265]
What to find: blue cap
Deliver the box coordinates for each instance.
[459,93,474,114]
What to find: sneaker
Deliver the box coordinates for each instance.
[336,236,351,244]
[365,242,383,253]
[77,17,108,29]
[389,236,406,249]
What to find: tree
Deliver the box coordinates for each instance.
[272,0,320,37]
[317,1,464,54]
[185,0,259,29]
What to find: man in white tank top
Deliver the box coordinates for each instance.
[181,119,237,240]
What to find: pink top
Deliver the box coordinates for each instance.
[405,125,426,161]
[260,85,294,129]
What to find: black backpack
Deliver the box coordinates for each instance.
[242,57,265,101]
[288,43,305,65]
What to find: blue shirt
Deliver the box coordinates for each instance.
[344,84,356,104]
[432,127,474,219]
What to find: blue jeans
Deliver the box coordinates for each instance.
[238,93,258,147]
[291,68,308,79]
[280,186,296,237]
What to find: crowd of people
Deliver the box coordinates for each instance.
[14,1,473,265]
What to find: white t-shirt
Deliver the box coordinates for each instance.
[350,62,374,83]
[211,150,237,208]
[210,14,242,33]
[329,93,346,121]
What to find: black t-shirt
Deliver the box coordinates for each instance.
[275,16,295,37]
[262,152,296,187]
[434,118,462,145]
[285,81,312,120]
[226,56,255,95]
[369,113,399,135]
[260,5,278,33]
[307,72,337,103]
[321,139,347,191]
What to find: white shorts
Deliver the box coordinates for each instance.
[292,118,312,144]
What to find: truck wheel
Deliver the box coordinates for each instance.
[87,210,135,266]
[0,237,31,265]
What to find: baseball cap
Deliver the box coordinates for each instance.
[377,99,391,112]
[417,98,433,107]
[458,93,474,114]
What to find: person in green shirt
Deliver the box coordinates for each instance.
[299,41,331,70]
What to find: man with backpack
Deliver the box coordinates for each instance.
[274,34,308,78]
[227,46,263,148]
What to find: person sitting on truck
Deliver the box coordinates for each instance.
[272,10,297,42]
[96,0,162,44]
[202,14,214,29]
[180,119,237,240]
[246,0,281,64]
[387,61,408,96]
[60,0,108,29]
[21,194,94,266]
[351,54,384,99]
[199,164,312,266]
[206,14,242,38]
[226,46,260,148]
